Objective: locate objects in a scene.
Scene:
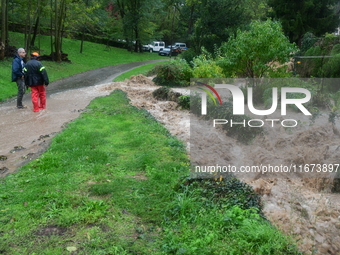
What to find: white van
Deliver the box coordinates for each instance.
[143,41,165,52]
[172,42,187,50]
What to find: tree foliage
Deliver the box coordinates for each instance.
[268,0,339,46]
[182,0,251,54]
[1,0,339,59]
[218,19,297,78]
[115,0,164,51]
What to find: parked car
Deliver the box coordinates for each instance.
[158,47,179,56]
[142,41,165,52]
[171,42,188,53]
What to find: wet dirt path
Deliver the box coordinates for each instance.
[0,59,166,177]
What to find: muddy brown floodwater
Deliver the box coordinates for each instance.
[1,65,340,254]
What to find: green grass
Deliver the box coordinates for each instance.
[0,90,188,254]
[0,32,164,102]
[113,61,168,82]
[0,90,301,254]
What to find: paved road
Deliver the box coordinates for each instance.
[48,59,166,94]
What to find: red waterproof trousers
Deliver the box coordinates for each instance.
[31,85,46,112]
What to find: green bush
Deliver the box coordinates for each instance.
[152,59,192,87]
[218,20,296,78]
[300,32,318,54]
[322,54,340,78]
[180,48,199,67]
[178,95,190,110]
[178,177,263,213]
[192,55,225,78]
[297,34,340,79]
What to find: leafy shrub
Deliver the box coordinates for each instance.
[180,48,199,67]
[145,65,159,76]
[152,59,192,87]
[178,95,190,110]
[218,19,296,78]
[297,34,340,78]
[322,54,340,78]
[191,54,224,78]
[300,32,318,54]
[331,44,340,55]
[178,177,263,213]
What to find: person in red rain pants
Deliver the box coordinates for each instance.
[24,52,49,112]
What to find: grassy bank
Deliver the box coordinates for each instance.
[0,90,300,254]
[0,32,164,102]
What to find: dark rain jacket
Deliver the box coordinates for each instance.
[11,54,25,82]
[24,59,49,87]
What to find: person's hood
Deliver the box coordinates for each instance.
[13,54,21,59]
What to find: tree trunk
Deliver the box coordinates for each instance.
[5,0,8,45]
[80,31,84,53]
[31,15,40,47]
[54,0,59,61]
[50,0,54,58]
[1,0,7,60]
[187,4,194,36]
[27,3,41,51]
[79,0,89,54]
[54,0,66,62]
[24,0,32,52]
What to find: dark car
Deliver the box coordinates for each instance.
[158,47,178,56]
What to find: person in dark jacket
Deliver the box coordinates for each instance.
[24,52,49,112]
[11,48,27,109]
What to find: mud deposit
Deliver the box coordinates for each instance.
[1,74,340,254]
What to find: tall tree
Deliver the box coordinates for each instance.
[158,0,182,46]
[51,0,67,61]
[268,0,339,47]
[115,0,162,51]
[30,0,45,47]
[182,0,251,54]
[244,0,270,20]
[0,0,8,60]
[62,0,103,53]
